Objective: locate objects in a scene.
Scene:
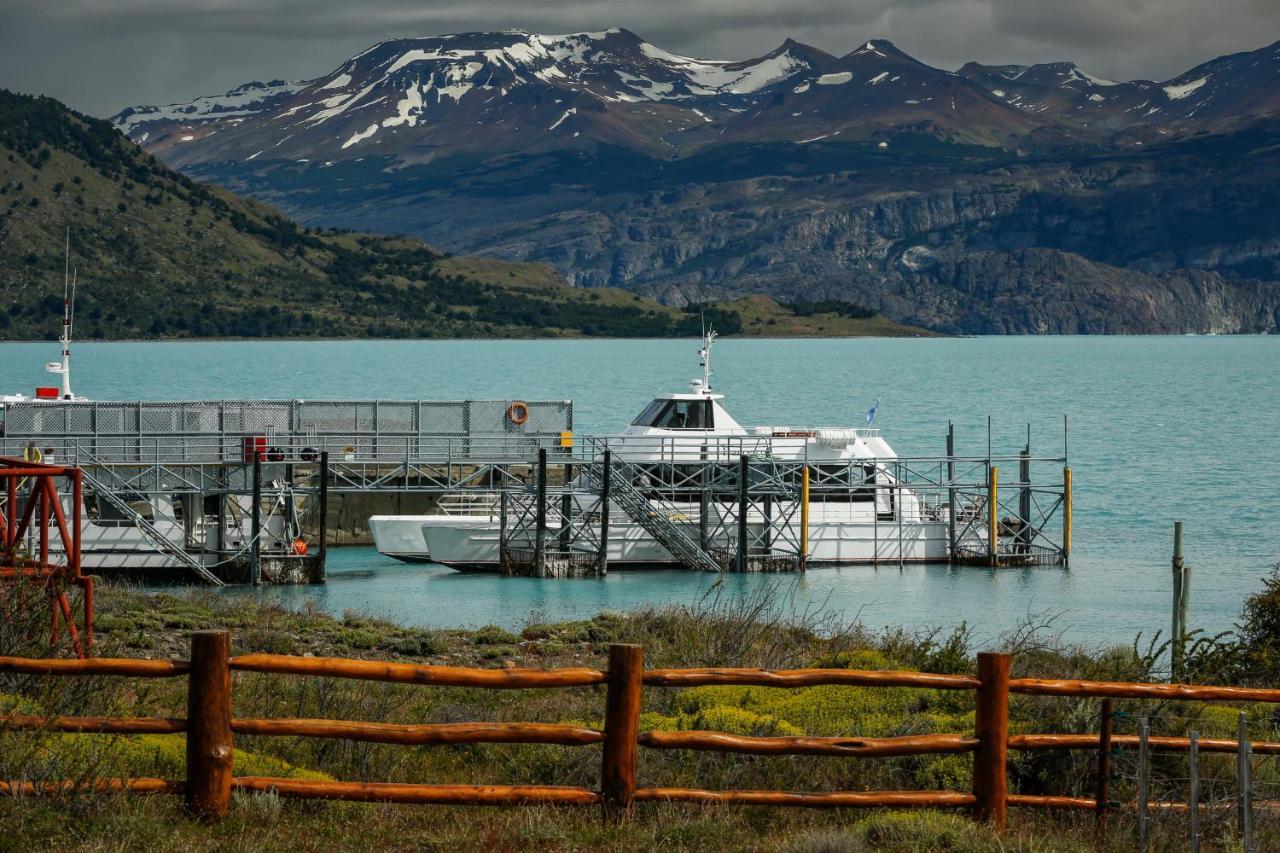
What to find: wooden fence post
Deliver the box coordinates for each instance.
[601,643,644,822]
[973,652,1011,832]
[186,630,233,819]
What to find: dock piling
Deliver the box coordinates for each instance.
[315,451,328,584]
[1171,521,1191,679]
[736,455,748,572]
[598,451,611,575]
[250,455,261,586]
[535,448,548,578]
[988,465,998,568]
[946,422,957,562]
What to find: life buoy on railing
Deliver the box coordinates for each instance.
[507,400,530,427]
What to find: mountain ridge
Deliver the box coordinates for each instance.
[106,30,1280,334]
[0,89,920,341]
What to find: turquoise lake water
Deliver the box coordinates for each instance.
[2,336,1277,649]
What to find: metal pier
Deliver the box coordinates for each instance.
[0,399,1070,583]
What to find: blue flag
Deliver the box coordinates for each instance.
[866,399,880,425]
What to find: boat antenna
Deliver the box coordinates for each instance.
[697,323,716,394]
[48,228,75,399]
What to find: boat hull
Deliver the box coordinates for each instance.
[415,510,960,572]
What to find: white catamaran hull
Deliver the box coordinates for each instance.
[372,503,971,570]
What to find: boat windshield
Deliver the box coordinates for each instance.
[631,399,714,430]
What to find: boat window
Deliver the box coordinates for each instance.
[631,399,713,429]
[631,399,668,426]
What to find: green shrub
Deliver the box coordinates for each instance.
[852,811,993,851]
[472,625,520,646]
[389,632,447,657]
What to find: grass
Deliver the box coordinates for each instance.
[2,580,1279,850]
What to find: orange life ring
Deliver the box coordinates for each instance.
[291,538,308,556]
[507,400,530,426]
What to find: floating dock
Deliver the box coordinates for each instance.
[0,397,1068,584]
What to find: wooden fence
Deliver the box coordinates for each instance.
[3,632,1280,832]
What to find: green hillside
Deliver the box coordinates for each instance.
[0,90,922,340]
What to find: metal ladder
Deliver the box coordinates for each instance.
[582,456,722,573]
[77,465,225,586]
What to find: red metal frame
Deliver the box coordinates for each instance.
[0,456,91,657]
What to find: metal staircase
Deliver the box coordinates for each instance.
[78,465,225,586]
[582,456,723,573]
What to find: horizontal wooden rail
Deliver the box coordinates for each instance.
[232,777,602,806]
[1008,677,1280,703]
[0,778,182,796]
[24,636,1280,831]
[633,787,977,808]
[0,714,185,734]
[643,668,979,690]
[639,730,977,757]
[232,719,603,746]
[1010,733,1280,755]
[1009,794,1097,811]
[1010,794,1280,814]
[0,656,190,677]
[230,654,605,688]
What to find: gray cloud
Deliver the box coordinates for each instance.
[1,0,1276,116]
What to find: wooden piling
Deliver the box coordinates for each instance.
[185,630,233,819]
[601,643,644,821]
[973,652,1010,831]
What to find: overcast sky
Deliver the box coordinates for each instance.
[3,0,1278,117]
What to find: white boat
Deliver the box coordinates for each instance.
[370,331,983,571]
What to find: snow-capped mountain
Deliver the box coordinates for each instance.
[112,28,1040,165]
[96,30,1280,336]
[958,40,1280,130]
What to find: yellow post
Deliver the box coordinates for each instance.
[1063,467,1072,560]
[988,466,999,567]
[800,466,810,571]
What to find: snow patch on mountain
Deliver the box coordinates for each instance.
[548,107,576,130]
[341,123,379,148]
[115,80,303,132]
[383,85,424,128]
[637,43,809,94]
[817,71,853,86]
[1164,76,1209,100]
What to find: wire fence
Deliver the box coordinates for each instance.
[1018,697,1280,850]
